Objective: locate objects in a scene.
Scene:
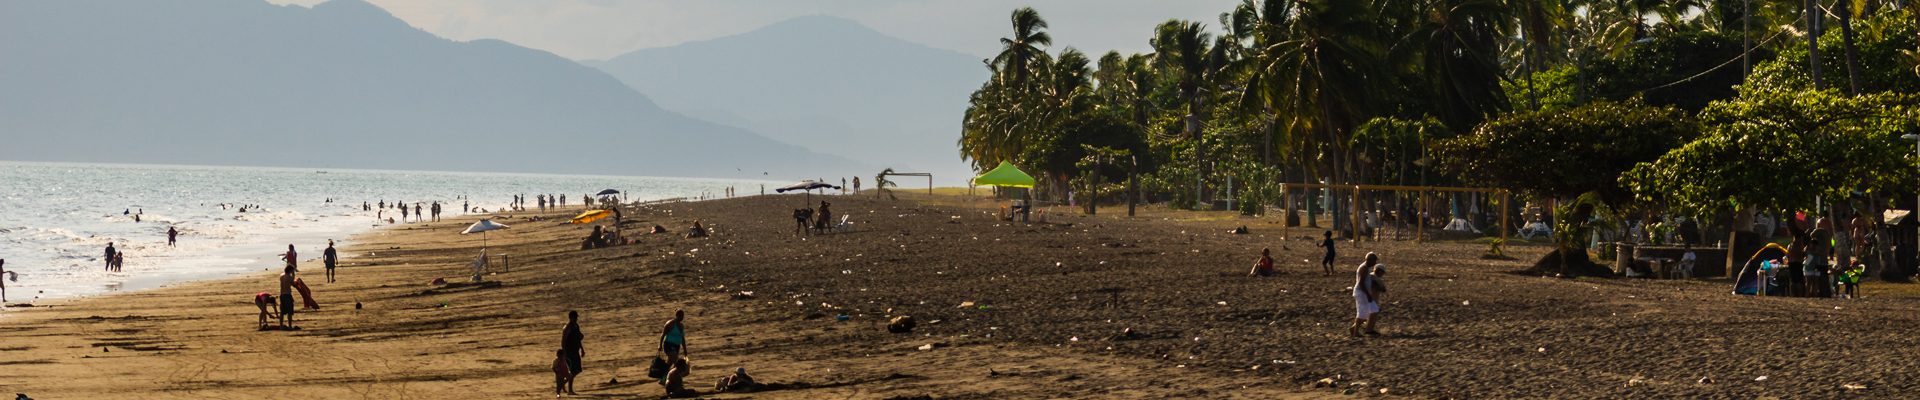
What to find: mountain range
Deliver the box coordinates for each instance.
[582,15,988,185]
[0,0,866,179]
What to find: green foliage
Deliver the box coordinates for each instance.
[1622,90,1920,216]
[1027,113,1149,183]
[1552,191,1620,254]
[1435,99,1701,203]
[1502,66,1581,112]
[1350,116,1448,186]
[1746,12,1920,96]
[1585,31,1770,113]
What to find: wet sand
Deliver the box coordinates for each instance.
[2,193,1917,399]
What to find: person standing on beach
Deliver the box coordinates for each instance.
[560,311,584,395]
[278,264,297,328]
[323,240,339,283]
[660,310,688,366]
[1349,253,1381,337]
[414,204,423,222]
[400,203,409,221]
[464,201,470,214]
[1317,231,1337,276]
[853,177,861,194]
[104,242,117,271]
[167,227,178,247]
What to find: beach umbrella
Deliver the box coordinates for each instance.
[460,219,511,247]
[775,181,841,205]
[595,189,620,196]
[571,209,612,224]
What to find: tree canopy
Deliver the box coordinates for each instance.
[1436,99,1701,203]
[1623,90,1920,215]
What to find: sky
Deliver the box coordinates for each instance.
[269,0,1246,60]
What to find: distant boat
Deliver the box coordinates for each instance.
[316,171,328,174]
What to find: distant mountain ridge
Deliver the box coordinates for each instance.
[581,15,989,184]
[0,0,866,179]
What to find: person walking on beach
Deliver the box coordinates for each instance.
[323,240,339,283]
[660,310,689,366]
[104,242,117,272]
[1317,231,1337,276]
[559,311,584,395]
[167,227,178,247]
[1250,248,1275,277]
[1350,253,1382,337]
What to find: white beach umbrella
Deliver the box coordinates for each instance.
[460,219,511,247]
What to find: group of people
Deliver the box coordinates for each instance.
[252,241,339,330]
[1248,232,1389,337]
[1763,216,1864,298]
[547,309,751,398]
[535,194,574,212]
[790,201,834,235]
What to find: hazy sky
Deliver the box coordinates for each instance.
[270,0,1245,60]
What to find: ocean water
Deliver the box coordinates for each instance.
[0,161,783,303]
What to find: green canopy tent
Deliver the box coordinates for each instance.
[972,160,1036,187]
[973,161,1036,221]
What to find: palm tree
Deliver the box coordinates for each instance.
[1400,0,1513,136]
[1243,0,1385,189]
[992,8,1052,93]
[1153,20,1215,204]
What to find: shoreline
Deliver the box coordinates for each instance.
[2,194,1914,398]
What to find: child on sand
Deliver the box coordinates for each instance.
[1249,248,1275,277]
[551,349,573,397]
[662,358,695,398]
[1317,231,1337,276]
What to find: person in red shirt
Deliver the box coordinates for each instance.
[1249,248,1275,277]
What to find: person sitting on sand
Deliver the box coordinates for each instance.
[661,358,696,398]
[1317,231,1337,276]
[714,367,758,393]
[1249,248,1275,277]
[651,225,669,234]
[687,220,708,238]
[1349,253,1381,337]
[583,226,605,250]
[660,310,689,366]
[552,349,574,397]
[254,293,280,329]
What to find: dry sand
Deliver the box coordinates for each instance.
[2,194,1918,399]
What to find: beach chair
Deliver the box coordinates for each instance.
[829,215,854,233]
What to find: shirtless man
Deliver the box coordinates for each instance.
[278,265,298,329]
[1349,253,1381,337]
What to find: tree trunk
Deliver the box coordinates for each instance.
[1839,1,1862,96]
[1807,0,1825,91]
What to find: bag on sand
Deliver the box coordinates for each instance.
[647,357,670,379]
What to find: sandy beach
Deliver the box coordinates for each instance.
[4,193,1919,399]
